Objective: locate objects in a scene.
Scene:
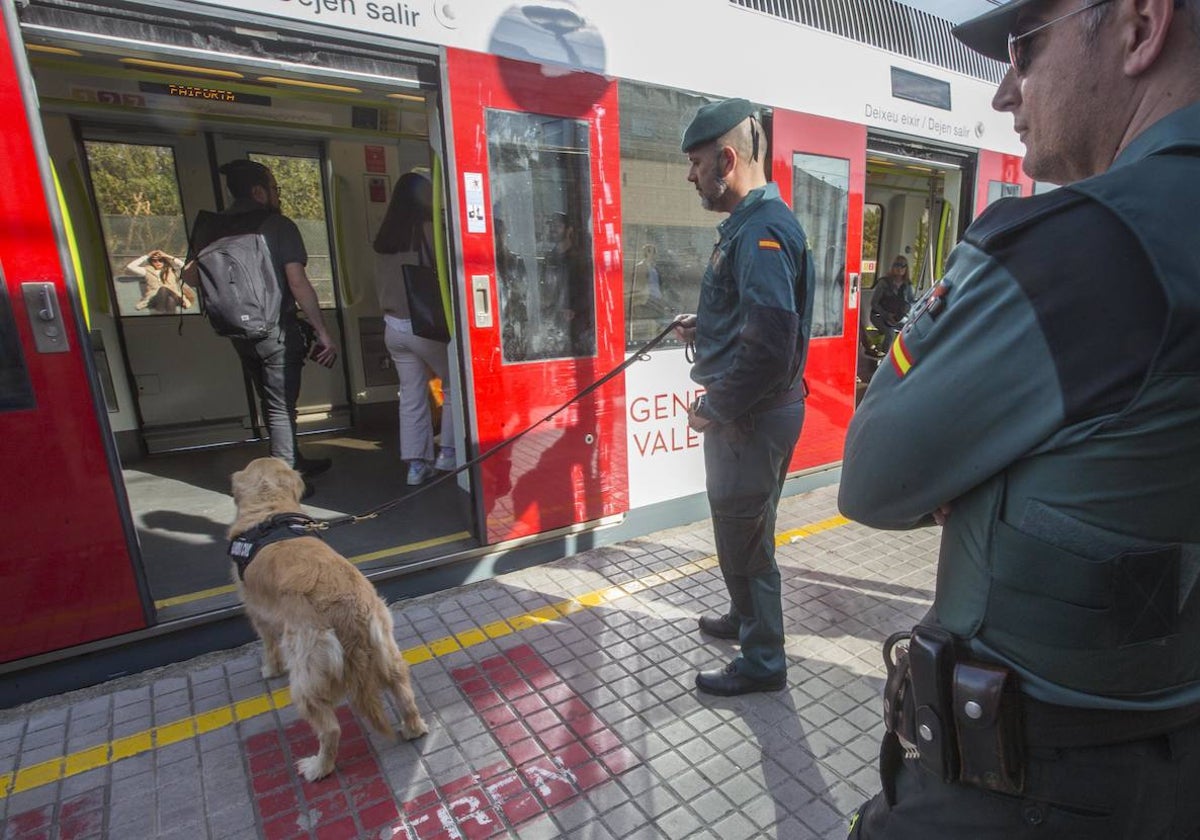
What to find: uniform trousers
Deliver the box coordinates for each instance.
[231,321,305,468]
[850,716,1200,839]
[384,315,454,462]
[703,400,804,680]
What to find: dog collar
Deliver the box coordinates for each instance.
[229,513,323,580]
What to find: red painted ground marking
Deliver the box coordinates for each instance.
[377,644,640,838]
[240,643,638,839]
[5,787,105,840]
[247,707,399,840]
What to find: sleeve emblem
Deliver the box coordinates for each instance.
[889,331,914,377]
[758,239,781,251]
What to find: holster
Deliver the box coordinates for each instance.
[907,625,959,782]
[878,626,1027,796]
[953,662,1025,795]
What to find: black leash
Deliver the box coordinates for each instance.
[303,316,687,533]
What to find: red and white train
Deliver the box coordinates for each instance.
[0,0,1030,701]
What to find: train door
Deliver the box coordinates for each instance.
[770,110,866,469]
[0,4,149,661]
[443,49,626,543]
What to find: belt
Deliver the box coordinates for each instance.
[750,378,807,414]
[1024,696,1200,749]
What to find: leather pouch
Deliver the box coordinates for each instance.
[907,625,959,782]
[952,661,1026,795]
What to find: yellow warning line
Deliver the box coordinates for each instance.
[154,531,474,609]
[0,515,847,799]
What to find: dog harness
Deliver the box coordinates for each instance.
[229,513,323,580]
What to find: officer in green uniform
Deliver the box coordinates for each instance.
[675,98,814,696]
[841,0,1200,836]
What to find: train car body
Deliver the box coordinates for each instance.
[0,0,1029,702]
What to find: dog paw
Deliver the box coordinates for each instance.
[261,664,285,680]
[296,755,333,782]
[400,717,429,740]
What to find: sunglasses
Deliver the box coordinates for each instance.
[1007,0,1113,76]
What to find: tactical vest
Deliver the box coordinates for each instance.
[936,144,1200,706]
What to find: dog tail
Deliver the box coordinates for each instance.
[286,627,345,698]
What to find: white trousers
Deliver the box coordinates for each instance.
[383,315,454,462]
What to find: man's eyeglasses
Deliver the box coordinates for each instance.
[1007,0,1113,75]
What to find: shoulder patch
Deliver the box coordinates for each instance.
[758,239,782,251]
[889,331,915,378]
[965,188,1086,251]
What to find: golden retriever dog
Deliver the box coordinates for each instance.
[229,457,428,781]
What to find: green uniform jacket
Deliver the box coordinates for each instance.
[840,101,1200,711]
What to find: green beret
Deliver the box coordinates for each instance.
[681,98,756,153]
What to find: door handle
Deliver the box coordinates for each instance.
[38,284,56,322]
[22,282,70,354]
[472,274,492,328]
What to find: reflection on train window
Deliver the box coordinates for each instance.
[618,81,713,350]
[793,153,849,338]
[861,203,884,289]
[248,153,336,308]
[0,275,35,412]
[83,141,190,318]
[486,109,595,362]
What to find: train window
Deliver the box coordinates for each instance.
[248,153,336,308]
[487,109,595,362]
[618,81,713,350]
[793,153,850,338]
[83,141,190,318]
[0,272,35,412]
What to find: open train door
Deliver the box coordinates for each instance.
[0,5,149,662]
[771,110,866,469]
[444,49,627,543]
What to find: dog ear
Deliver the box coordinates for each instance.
[289,467,305,502]
[230,467,248,503]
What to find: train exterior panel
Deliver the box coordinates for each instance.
[0,0,1024,696]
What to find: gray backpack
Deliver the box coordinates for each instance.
[190,208,280,340]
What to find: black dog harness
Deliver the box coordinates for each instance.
[228,513,323,580]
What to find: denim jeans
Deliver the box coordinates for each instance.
[231,321,305,468]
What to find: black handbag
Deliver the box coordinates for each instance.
[403,233,450,343]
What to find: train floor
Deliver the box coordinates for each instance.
[122,430,476,622]
[0,483,939,840]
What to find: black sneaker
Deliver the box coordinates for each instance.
[295,457,332,478]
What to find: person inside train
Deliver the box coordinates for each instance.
[865,255,913,356]
[185,159,337,495]
[127,249,195,313]
[373,171,456,486]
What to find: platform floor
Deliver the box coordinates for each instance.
[0,482,939,840]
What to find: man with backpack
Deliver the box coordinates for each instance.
[185,159,337,491]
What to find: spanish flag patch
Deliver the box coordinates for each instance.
[890,332,914,377]
[758,239,781,251]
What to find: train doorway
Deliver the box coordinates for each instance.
[857,138,974,394]
[21,6,477,623]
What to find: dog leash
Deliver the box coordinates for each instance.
[302,316,689,533]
